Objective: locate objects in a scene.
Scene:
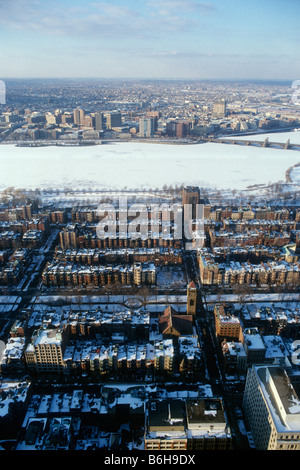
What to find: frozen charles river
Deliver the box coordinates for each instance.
[0,131,299,193]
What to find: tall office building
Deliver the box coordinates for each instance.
[165,120,177,137]
[243,365,300,450]
[73,108,85,126]
[213,99,226,116]
[94,112,104,131]
[139,117,155,137]
[105,112,122,129]
[166,121,190,138]
[182,186,201,220]
[176,121,190,138]
[182,186,201,207]
[82,115,93,127]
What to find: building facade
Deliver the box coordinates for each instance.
[243,365,300,450]
[186,281,197,315]
[139,117,155,137]
[144,398,231,451]
[214,304,242,341]
[25,328,67,374]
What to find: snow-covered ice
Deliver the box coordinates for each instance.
[0,133,299,192]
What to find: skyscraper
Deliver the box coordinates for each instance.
[73,108,85,126]
[182,186,201,219]
[213,99,226,116]
[94,112,104,131]
[139,117,155,137]
[105,112,122,129]
[243,365,300,450]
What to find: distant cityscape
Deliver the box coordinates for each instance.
[0,79,299,453]
[1,79,300,144]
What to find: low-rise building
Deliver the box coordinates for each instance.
[221,340,247,374]
[186,398,232,450]
[214,304,242,341]
[144,398,231,451]
[242,328,266,366]
[145,399,187,450]
[0,337,26,375]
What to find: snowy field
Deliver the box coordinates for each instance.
[0,131,299,192]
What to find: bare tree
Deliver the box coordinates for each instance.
[232,283,252,304]
[135,285,152,306]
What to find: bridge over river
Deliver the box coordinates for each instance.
[200,136,300,150]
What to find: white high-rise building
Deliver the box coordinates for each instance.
[243,365,300,450]
[213,99,226,116]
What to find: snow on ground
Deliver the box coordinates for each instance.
[0,135,299,193]
[290,165,300,181]
[205,293,300,303]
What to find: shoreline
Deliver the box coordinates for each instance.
[285,161,300,183]
[0,127,299,148]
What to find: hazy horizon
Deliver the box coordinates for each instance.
[1,77,295,83]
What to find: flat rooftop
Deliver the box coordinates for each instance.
[256,366,300,432]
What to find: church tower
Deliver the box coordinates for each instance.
[187,281,197,316]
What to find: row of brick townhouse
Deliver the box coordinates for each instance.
[209,205,293,222]
[59,225,182,250]
[0,202,37,222]
[198,247,300,286]
[0,216,50,234]
[54,246,183,266]
[42,261,157,287]
[209,229,291,248]
[221,218,297,234]
[23,329,201,379]
[0,248,31,284]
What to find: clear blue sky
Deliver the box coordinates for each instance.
[0,0,299,80]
